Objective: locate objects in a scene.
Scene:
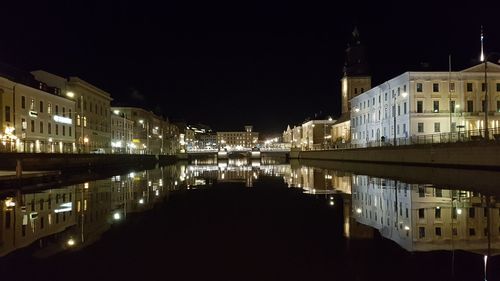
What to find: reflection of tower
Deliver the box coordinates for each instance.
[340,27,372,115]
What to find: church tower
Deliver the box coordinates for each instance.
[340,27,371,115]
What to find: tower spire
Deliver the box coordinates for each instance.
[480,25,485,62]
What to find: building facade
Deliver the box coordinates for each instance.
[300,119,336,150]
[217,126,259,150]
[0,66,76,153]
[350,63,500,147]
[110,110,135,153]
[32,71,112,153]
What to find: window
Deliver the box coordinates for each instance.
[40,121,43,133]
[5,106,10,122]
[467,83,473,92]
[435,227,442,236]
[497,83,500,92]
[433,83,439,92]
[482,83,486,92]
[416,83,423,92]
[497,101,500,113]
[469,208,475,218]
[69,127,72,137]
[469,228,476,236]
[467,100,473,112]
[435,208,441,218]
[417,101,423,113]
[385,92,387,101]
[418,122,424,133]
[452,228,458,236]
[452,208,457,219]
[450,100,456,113]
[62,126,65,136]
[397,105,400,116]
[30,120,35,132]
[404,102,407,114]
[77,114,81,126]
[418,208,425,218]
[419,227,425,238]
[48,103,52,114]
[21,96,26,109]
[354,88,358,94]
[62,107,66,117]
[450,82,455,92]
[405,208,408,218]
[55,124,59,135]
[434,122,440,132]
[40,101,44,113]
[361,88,364,93]
[48,123,52,134]
[55,105,59,115]
[83,117,87,127]
[482,100,486,112]
[433,100,439,112]
[30,99,35,110]
[69,109,72,118]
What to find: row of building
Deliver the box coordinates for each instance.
[0,63,183,154]
[283,29,500,149]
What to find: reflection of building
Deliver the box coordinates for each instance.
[0,187,76,257]
[0,64,76,153]
[351,174,500,254]
[0,165,178,258]
[284,165,351,194]
[350,63,500,147]
[217,126,258,150]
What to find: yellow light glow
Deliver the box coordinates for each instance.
[356,208,362,214]
[67,239,75,246]
[66,92,75,98]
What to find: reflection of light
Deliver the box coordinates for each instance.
[329,201,334,206]
[129,172,135,178]
[138,199,144,205]
[113,212,121,220]
[67,239,76,246]
[174,181,178,186]
[356,208,362,214]
[155,190,159,196]
[148,181,152,187]
[84,182,89,189]
[404,226,410,231]
[436,206,440,209]
[457,208,462,215]
[54,202,73,213]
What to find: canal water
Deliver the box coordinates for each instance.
[0,158,499,281]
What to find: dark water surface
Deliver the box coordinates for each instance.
[0,159,499,281]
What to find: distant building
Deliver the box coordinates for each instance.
[300,115,336,150]
[350,62,500,147]
[331,27,372,145]
[217,126,259,150]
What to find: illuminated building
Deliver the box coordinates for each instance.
[112,107,178,154]
[32,70,112,153]
[110,109,134,153]
[331,27,372,145]
[350,63,500,147]
[300,116,336,150]
[0,64,76,153]
[217,126,259,150]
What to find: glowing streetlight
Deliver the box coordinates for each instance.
[66,91,75,98]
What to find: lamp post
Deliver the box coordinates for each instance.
[139,119,149,154]
[482,53,500,140]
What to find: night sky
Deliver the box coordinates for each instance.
[1,0,500,136]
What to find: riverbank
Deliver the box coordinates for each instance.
[0,153,177,187]
[291,142,500,170]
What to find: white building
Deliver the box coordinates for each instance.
[110,109,134,153]
[351,63,500,147]
[0,66,76,153]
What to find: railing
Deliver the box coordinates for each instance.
[305,127,500,151]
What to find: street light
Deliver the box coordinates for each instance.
[67,91,85,153]
[138,119,149,154]
[482,52,500,140]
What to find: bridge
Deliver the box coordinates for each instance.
[180,147,290,160]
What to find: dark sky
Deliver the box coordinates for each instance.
[1,0,500,136]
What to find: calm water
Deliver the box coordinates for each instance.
[0,158,499,281]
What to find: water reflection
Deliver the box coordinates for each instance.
[0,165,179,258]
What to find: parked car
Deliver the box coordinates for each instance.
[90,148,105,154]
